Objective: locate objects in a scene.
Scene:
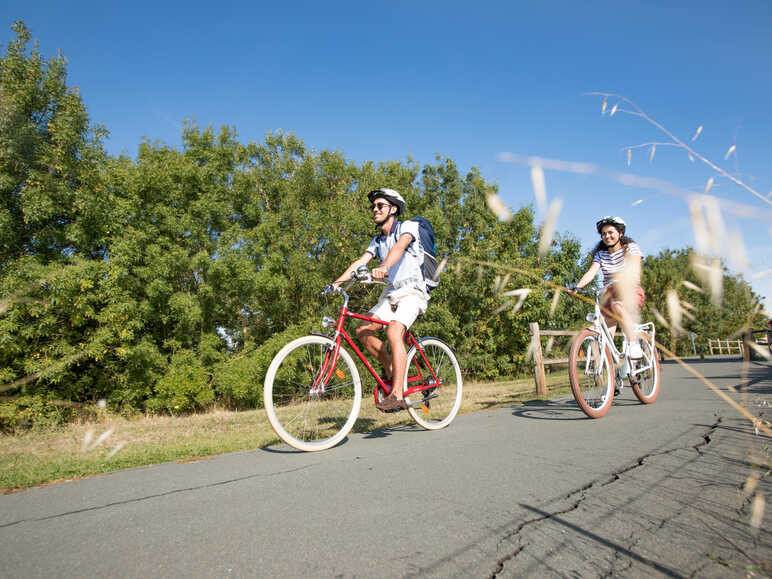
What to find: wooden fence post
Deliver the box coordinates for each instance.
[529,322,547,396]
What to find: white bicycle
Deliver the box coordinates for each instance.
[568,288,660,418]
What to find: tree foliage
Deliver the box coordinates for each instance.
[0,23,763,428]
[640,248,765,356]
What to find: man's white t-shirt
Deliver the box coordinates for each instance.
[366,220,428,300]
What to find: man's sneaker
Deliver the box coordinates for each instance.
[628,341,643,359]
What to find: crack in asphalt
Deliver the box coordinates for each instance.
[693,416,722,454]
[489,419,722,578]
[601,532,636,578]
[0,463,316,529]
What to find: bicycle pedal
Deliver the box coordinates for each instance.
[405,393,438,408]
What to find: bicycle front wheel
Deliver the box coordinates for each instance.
[630,331,660,404]
[569,329,614,418]
[404,338,463,430]
[264,335,362,451]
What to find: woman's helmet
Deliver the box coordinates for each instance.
[596,215,626,234]
[367,188,406,216]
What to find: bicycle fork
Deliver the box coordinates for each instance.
[310,342,338,397]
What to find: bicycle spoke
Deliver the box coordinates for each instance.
[569,330,613,418]
[265,336,362,451]
[405,338,462,430]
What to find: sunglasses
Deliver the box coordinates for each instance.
[371,202,391,211]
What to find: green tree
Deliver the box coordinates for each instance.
[0,22,585,424]
[641,248,765,355]
[0,21,108,265]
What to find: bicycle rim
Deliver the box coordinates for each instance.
[264,336,361,451]
[569,329,614,418]
[404,338,463,430]
[631,331,660,404]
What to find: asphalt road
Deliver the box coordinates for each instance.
[1,359,770,578]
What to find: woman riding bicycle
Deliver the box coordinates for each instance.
[575,216,645,359]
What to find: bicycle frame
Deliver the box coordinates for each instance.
[313,281,442,404]
[584,290,656,383]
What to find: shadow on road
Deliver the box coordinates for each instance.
[511,395,643,421]
[362,422,422,440]
[260,445,319,454]
[511,398,586,421]
[517,504,685,577]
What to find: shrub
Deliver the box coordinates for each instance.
[147,350,213,413]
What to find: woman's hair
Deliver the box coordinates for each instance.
[592,226,635,257]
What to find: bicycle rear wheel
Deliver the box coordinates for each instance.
[630,331,660,404]
[569,329,614,418]
[264,335,362,451]
[404,338,463,430]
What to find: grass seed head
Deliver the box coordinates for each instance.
[666,289,685,335]
[485,191,513,222]
[680,280,704,293]
[530,164,547,212]
[549,289,561,316]
[750,492,765,532]
[538,198,563,257]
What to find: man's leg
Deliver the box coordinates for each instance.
[356,320,392,379]
[374,291,426,411]
[386,321,408,400]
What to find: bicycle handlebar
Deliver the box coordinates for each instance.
[321,268,387,299]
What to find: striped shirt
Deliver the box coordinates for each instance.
[592,242,642,287]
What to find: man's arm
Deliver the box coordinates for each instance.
[333,252,374,288]
[372,233,414,279]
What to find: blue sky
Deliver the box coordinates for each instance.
[3,1,771,309]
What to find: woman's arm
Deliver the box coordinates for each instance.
[576,262,601,289]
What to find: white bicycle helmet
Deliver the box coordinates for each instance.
[596,215,626,234]
[367,188,406,216]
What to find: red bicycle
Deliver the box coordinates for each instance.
[264,267,463,451]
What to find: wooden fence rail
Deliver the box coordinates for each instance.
[743,329,771,361]
[708,338,743,357]
[529,322,578,396]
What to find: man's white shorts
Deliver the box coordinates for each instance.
[368,287,428,329]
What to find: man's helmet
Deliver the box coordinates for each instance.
[596,216,626,235]
[367,188,406,216]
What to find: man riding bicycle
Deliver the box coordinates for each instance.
[332,188,429,412]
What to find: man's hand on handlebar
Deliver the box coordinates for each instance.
[371,265,389,280]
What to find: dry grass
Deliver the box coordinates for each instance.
[0,371,571,492]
